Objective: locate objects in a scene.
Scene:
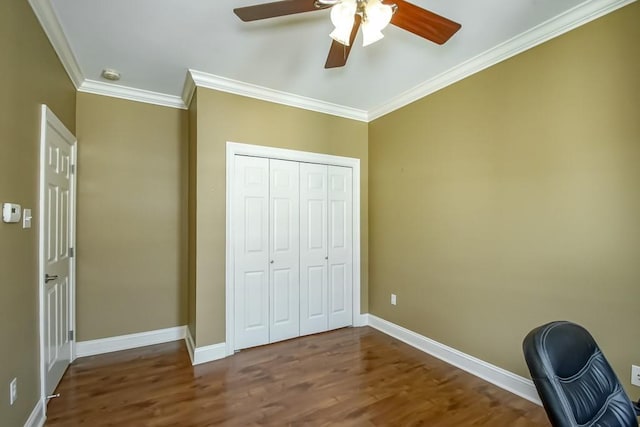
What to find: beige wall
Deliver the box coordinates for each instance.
[190,88,369,346]
[0,1,76,425]
[369,2,640,398]
[75,93,188,340]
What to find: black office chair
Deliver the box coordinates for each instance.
[523,321,639,427]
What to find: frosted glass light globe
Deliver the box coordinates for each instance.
[330,0,357,46]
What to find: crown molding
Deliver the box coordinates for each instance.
[29,0,83,89]
[188,69,369,122]
[182,71,197,108]
[28,0,188,110]
[78,80,188,109]
[368,0,636,121]
[30,0,633,118]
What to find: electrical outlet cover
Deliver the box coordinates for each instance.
[9,378,17,405]
[632,365,640,387]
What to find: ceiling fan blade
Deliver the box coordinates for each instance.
[234,0,329,22]
[389,0,461,45]
[325,15,361,69]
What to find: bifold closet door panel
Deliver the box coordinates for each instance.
[328,166,353,329]
[269,159,300,343]
[234,155,270,350]
[300,163,329,335]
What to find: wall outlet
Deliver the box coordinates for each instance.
[9,378,17,405]
[632,365,640,387]
[391,293,397,305]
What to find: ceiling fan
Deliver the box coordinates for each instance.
[233,0,461,69]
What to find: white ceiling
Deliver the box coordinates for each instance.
[34,0,633,119]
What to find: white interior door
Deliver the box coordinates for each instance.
[269,159,300,343]
[327,166,353,329]
[40,106,75,399]
[299,163,329,335]
[234,155,270,350]
[226,142,361,356]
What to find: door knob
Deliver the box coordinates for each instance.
[270,260,274,264]
[45,274,58,283]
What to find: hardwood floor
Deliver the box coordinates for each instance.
[46,327,549,426]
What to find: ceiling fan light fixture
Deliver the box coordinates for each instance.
[361,26,384,47]
[234,0,462,69]
[330,0,357,45]
[361,0,392,46]
[330,26,353,46]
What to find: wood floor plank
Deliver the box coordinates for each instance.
[45,327,549,426]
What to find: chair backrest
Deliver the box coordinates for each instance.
[523,321,638,427]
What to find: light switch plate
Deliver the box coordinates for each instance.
[22,208,32,229]
[9,378,17,405]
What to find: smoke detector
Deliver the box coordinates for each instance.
[101,69,121,81]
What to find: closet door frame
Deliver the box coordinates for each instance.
[225,141,362,356]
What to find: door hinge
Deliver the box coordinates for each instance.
[69,247,74,257]
[70,164,75,174]
[69,330,74,341]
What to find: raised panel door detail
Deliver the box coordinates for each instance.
[60,151,69,178]
[60,278,69,346]
[60,189,69,258]
[307,266,326,318]
[48,145,58,172]
[244,271,267,329]
[47,185,58,263]
[330,200,346,249]
[273,169,290,189]
[330,174,346,192]
[272,198,291,253]
[272,269,292,324]
[245,166,264,186]
[46,285,58,370]
[245,197,265,253]
[307,173,324,190]
[307,200,325,249]
[330,264,346,314]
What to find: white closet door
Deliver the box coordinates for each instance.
[327,166,353,329]
[269,159,300,343]
[234,155,270,350]
[300,163,329,335]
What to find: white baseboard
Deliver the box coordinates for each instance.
[354,313,370,327]
[184,327,226,365]
[367,314,541,405]
[24,398,45,427]
[185,327,195,362]
[192,342,227,365]
[76,326,187,358]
